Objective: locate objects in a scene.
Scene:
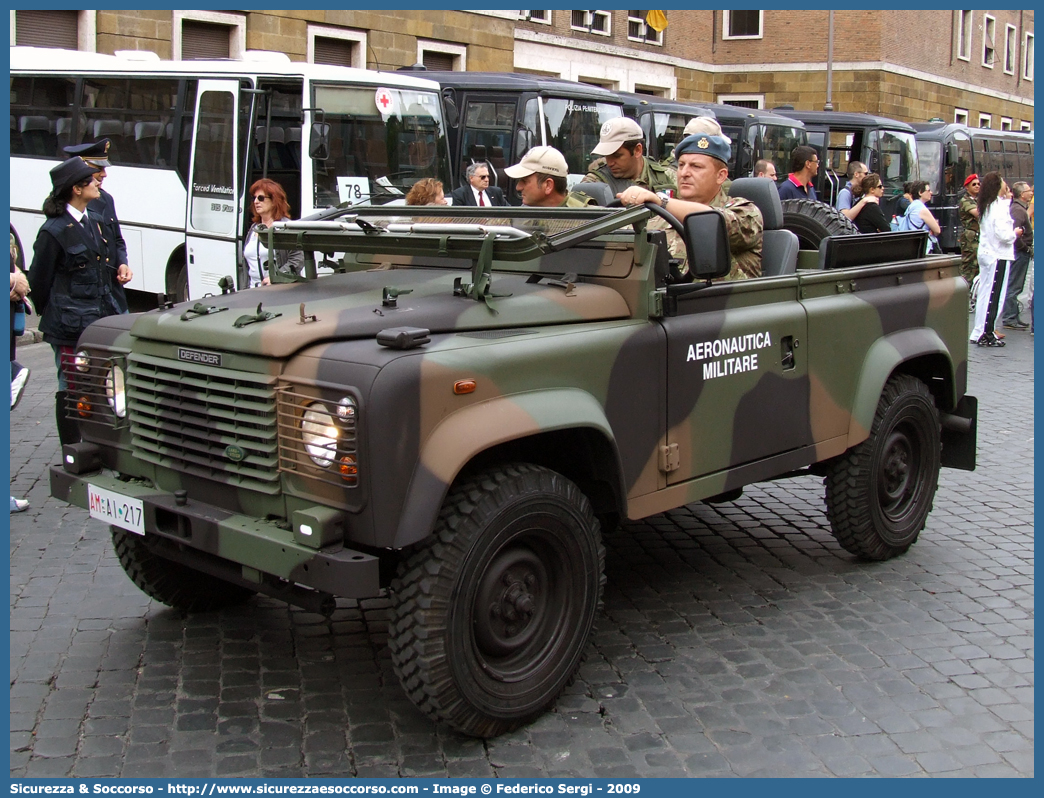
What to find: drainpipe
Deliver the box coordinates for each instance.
[823,11,834,111]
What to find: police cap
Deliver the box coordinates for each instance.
[63,139,111,169]
[50,157,98,197]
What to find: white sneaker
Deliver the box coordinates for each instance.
[11,365,29,410]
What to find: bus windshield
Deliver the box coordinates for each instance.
[312,84,450,208]
[917,139,943,194]
[759,122,806,178]
[874,129,918,192]
[522,97,621,178]
[648,112,692,160]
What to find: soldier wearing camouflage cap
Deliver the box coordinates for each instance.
[582,117,677,197]
[621,133,763,281]
[505,146,596,208]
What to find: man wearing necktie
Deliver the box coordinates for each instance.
[450,163,507,207]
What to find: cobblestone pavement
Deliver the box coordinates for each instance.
[10,325,1033,778]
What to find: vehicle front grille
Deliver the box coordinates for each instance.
[126,353,280,494]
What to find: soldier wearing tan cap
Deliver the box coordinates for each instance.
[505,146,597,208]
[582,117,676,197]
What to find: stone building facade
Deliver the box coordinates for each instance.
[10,8,1033,130]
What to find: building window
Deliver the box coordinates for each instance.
[1019,120,1032,132]
[1024,32,1034,80]
[979,113,992,129]
[718,94,764,109]
[954,108,969,125]
[1004,24,1017,74]
[571,10,611,36]
[982,14,995,68]
[519,11,551,25]
[628,11,663,45]
[1000,117,1013,131]
[957,11,973,61]
[723,11,763,40]
[13,10,95,51]
[173,10,245,61]
[417,40,466,71]
[308,26,365,69]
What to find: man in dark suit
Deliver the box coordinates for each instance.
[63,139,132,312]
[450,163,506,207]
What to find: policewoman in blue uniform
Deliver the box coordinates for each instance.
[63,139,133,313]
[28,157,125,446]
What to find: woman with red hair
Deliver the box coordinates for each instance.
[240,178,303,288]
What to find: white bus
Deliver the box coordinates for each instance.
[10,46,451,305]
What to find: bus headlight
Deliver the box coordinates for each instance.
[301,403,339,467]
[105,364,126,418]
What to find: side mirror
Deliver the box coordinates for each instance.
[683,210,731,281]
[867,151,879,173]
[946,142,958,166]
[515,127,532,159]
[443,97,458,128]
[309,122,330,161]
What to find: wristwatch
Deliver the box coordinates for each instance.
[658,193,670,208]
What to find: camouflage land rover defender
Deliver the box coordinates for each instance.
[51,179,977,737]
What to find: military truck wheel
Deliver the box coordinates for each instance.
[824,375,940,560]
[780,198,860,250]
[389,463,605,737]
[112,527,255,611]
[165,257,188,303]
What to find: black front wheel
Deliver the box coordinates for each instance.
[825,375,941,560]
[389,463,604,737]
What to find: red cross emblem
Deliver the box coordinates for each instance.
[375,88,394,113]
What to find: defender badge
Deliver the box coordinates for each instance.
[224,445,246,462]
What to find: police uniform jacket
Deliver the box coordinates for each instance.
[90,187,130,313]
[28,210,121,346]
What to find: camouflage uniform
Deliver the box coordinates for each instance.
[559,192,599,208]
[582,156,677,196]
[958,191,980,283]
[649,187,763,281]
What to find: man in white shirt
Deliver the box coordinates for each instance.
[450,163,506,207]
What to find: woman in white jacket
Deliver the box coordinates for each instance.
[971,172,1023,347]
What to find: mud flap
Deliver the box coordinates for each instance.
[940,394,977,471]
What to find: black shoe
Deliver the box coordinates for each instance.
[1003,320,1029,330]
[976,333,1006,347]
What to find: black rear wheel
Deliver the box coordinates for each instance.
[825,375,941,560]
[781,198,860,250]
[389,463,604,737]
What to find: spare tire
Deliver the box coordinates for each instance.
[780,198,860,250]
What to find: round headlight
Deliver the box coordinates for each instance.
[74,350,91,373]
[301,403,339,467]
[105,364,126,418]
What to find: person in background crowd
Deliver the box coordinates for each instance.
[620,133,763,281]
[406,178,449,206]
[450,164,505,207]
[970,172,1021,347]
[901,181,942,252]
[63,140,133,312]
[836,161,869,220]
[776,145,820,202]
[29,158,123,447]
[851,173,891,233]
[957,174,981,285]
[505,147,597,208]
[582,117,677,196]
[240,178,303,289]
[1001,182,1033,330]
[10,243,30,514]
[753,159,777,181]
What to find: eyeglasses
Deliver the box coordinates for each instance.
[253,194,270,203]
[970,182,980,187]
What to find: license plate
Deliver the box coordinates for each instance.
[88,484,145,535]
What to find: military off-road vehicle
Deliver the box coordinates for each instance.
[51,179,977,737]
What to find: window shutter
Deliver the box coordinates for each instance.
[16,10,78,49]
[182,20,231,60]
[422,51,455,71]
[314,37,355,67]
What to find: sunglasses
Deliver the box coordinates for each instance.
[253,194,270,202]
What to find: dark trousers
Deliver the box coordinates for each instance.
[1001,250,1031,324]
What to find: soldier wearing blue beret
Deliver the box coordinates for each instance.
[63,139,133,312]
[618,133,764,280]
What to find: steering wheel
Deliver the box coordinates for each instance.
[607,197,686,238]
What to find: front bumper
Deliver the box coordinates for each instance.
[50,458,381,602]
